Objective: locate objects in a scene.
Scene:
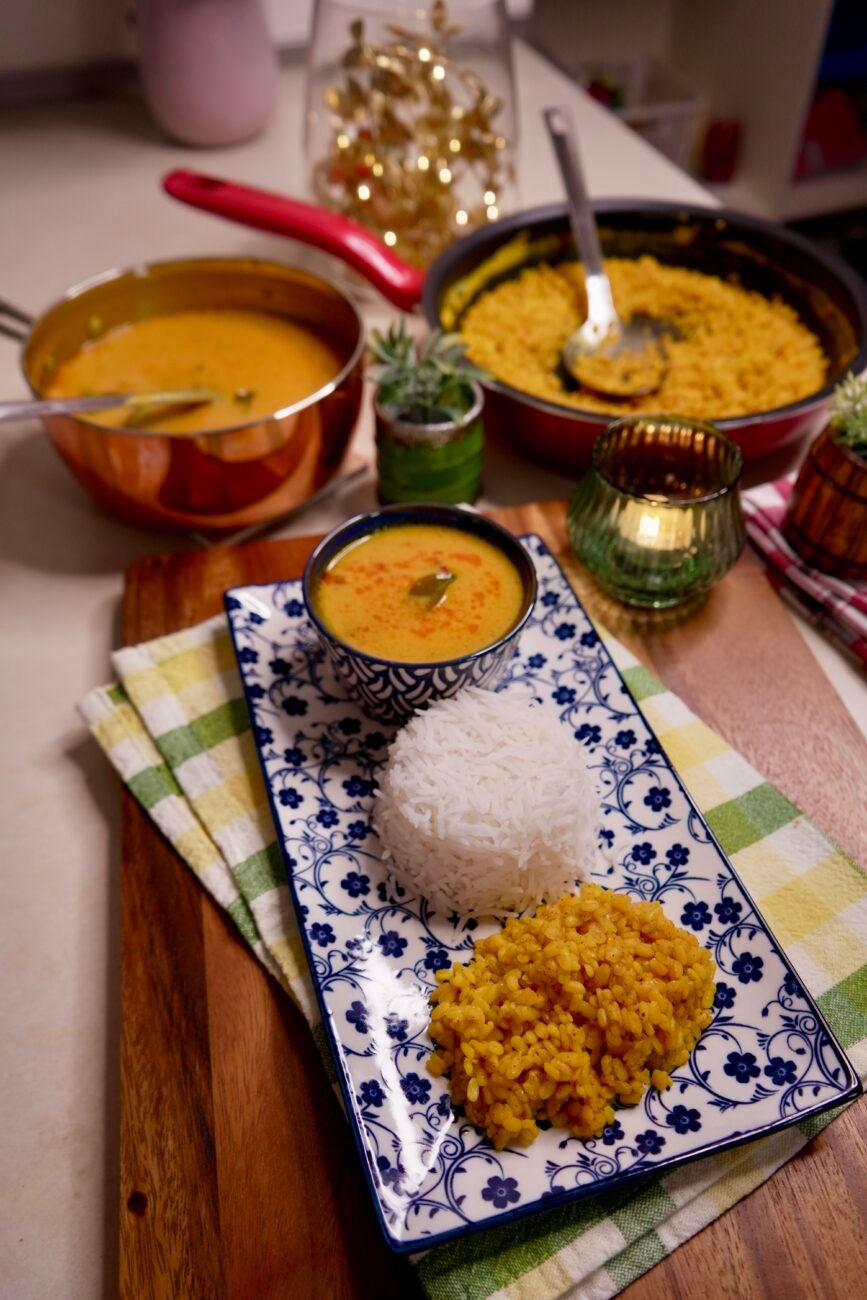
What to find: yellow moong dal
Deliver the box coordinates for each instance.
[460,256,828,419]
[313,523,525,663]
[427,884,716,1150]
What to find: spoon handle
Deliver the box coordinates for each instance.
[0,389,215,425]
[0,394,129,423]
[543,107,618,330]
[543,108,605,276]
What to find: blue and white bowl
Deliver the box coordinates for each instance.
[302,503,538,722]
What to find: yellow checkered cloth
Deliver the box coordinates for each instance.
[79,615,866,1300]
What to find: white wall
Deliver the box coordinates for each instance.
[0,0,533,79]
[527,0,674,72]
[0,0,315,77]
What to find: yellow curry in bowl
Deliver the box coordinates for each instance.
[312,523,526,663]
[45,308,344,434]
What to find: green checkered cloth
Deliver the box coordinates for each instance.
[80,615,866,1300]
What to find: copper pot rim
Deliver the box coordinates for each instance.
[20,254,367,440]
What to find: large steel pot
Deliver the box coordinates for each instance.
[3,256,365,532]
[164,171,867,473]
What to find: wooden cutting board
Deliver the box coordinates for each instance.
[119,500,867,1300]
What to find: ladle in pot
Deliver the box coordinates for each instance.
[544,107,668,400]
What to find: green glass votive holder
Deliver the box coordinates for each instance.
[375,382,484,505]
[568,416,745,608]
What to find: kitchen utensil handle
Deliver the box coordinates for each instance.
[0,394,124,422]
[0,388,221,425]
[0,298,34,343]
[163,170,426,312]
[543,109,607,282]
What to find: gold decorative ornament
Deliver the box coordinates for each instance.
[312,1,514,266]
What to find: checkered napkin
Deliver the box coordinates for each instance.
[741,475,867,667]
[79,617,867,1300]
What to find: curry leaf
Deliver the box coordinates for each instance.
[409,568,456,610]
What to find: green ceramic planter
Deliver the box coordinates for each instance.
[375,382,483,505]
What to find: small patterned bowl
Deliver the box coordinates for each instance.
[302,503,537,722]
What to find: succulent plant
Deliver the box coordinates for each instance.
[369,320,488,425]
[830,372,867,460]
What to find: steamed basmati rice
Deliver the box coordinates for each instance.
[373,687,597,915]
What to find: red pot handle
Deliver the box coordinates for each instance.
[162,169,425,312]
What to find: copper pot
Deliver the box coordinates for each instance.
[5,257,365,532]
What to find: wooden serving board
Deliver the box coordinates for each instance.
[119,501,867,1300]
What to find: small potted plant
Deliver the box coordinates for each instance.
[784,373,867,579]
[369,321,488,505]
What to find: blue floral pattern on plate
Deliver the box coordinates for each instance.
[225,536,858,1254]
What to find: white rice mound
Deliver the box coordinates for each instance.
[373,687,598,916]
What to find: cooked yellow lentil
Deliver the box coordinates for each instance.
[460,256,828,419]
[427,884,716,1150]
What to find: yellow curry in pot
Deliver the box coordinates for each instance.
[45,308,344,434]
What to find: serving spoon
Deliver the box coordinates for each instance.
[543,107,667,399]
[0,387,218,429]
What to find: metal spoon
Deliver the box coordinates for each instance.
[0,388,217,427]
[543,107,667,399]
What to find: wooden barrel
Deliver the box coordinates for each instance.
[783,425,867,578]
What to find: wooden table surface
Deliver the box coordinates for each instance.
[119,500,867,1300]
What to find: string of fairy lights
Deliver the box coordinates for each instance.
[311,1,514,266]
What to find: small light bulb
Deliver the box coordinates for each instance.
[449,138,461,153]
[417,155,430,171]
[486,204,499,220]
[432,64,446,80]
[372,162,384,177]
[439,167,452,184]
[455,209,468,226]
[357,183,371,201]
[384,230,397,247]
[418,46,431,62]
[484,190,496,205]
[336,134,350,149]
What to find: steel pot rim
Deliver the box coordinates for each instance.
[19,254,367,439]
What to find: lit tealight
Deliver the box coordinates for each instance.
[432,64,446,81]
[417,155,430,171]
[439,167,452,184]
[486,204,499,220]
[383,230,397,247]
[484,189,496,205]
[637,512,661,542]
[336,133,350,150]
[357,183,371,201]
[455,209,468,226]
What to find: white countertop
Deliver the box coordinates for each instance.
[0,41,864,1299]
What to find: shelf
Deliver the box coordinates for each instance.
[779,163,867,220]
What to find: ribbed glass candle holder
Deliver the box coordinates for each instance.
[568,416,745,608]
